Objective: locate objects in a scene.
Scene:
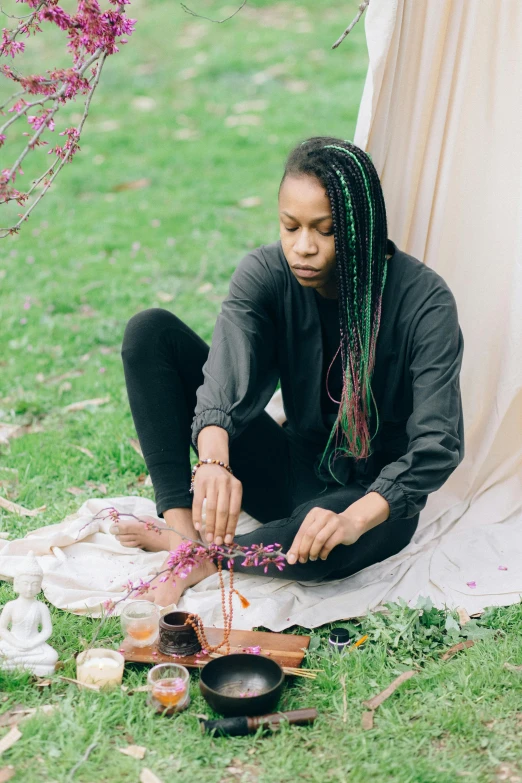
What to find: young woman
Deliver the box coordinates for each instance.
[117,137,464,607]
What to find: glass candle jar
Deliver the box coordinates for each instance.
[76,648,124,689]
[121,601,160,648]
[147,663,190,715]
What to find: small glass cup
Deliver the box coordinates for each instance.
[121,601,160,648]
[147,663,190,714]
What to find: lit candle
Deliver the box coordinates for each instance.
[76,648,124,689]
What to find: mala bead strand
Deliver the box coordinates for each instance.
[184,561,235,654]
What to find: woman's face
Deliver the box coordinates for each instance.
[279,174,337,299]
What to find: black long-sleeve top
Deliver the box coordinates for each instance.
[191,240,464,523]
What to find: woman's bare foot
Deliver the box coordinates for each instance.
[143,558,217,607]
[110,515,169,552]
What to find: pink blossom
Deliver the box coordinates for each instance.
[102,598,116,614]
[466,581,477,589]
[0,135,5,147]
[0,31,25,59]
[498,565,508,571]
[39,6,74,31]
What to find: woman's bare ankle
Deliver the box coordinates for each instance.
[163,507,200,549]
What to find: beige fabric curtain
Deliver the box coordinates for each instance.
[355,0,522,539]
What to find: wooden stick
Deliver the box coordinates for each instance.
[332,1,370,49]
[363,670,416,711]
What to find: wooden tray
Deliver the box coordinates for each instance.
[121,628,310,670]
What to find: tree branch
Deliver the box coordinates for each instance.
[180,0,246,24]
[332,0,369,50]
[0,53,107,237]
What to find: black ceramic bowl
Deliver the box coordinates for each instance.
[199,654,285,717]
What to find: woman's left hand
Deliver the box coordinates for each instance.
[286,507,365,565]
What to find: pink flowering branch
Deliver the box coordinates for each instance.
[0,0,136,237]
[87,506,288,648]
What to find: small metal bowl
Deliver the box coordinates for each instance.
[199,654,285,717]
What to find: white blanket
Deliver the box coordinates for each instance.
[0,472,520,631]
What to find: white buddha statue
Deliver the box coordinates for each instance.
[0,551,58,676]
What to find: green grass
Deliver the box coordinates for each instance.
[1,1,522,781]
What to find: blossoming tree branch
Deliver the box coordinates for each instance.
[0,0,136,238]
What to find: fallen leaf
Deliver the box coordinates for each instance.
[127,473,147,489]
[62,397,110,413]
[0,767,15,782]
[238,196,262,209]
[58,381,72,396]
[284,79,309,93]
[128,438,144,458]
[43,370,84,385]
[233,99,268,113]
[172,128,199,141]
[118,745,146,760]
[111,178,151,192]
[78,304,99,319]
[0,706,30,729]
[457,607,471,626]
[84,481,107,495]
[0,422,42,445]
[140,770,164,783]
[363,671,416,711]
[503,662,522,673]
[0,727,22,756]
[0,496,44,517]
[0,533,10,540]
[66,487,84,497]
[495,763,522,782]
[144,475,152,487]
[361,710,374,730]
[132,97,156,112]
[440,640,475,661]
[197,282,213,294]
[225,114,261,128]
[70,445,95,459]
[35,679,52,688]
[156,291,174,303]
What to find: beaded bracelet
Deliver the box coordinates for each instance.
[189,458,234,494]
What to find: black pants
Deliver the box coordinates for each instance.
[121,309,419,582]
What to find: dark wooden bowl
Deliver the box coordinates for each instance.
[199,654,285,717]
[158,611,201,656]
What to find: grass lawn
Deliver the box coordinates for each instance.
[1,1,521,781]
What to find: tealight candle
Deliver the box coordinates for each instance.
[147,663,190,715]
[76,648,124,689]
[121,601,160,648]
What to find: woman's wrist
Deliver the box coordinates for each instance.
[197,425,229,463]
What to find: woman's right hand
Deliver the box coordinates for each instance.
[192,464,243,546]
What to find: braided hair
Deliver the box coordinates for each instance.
[281,137,388,479]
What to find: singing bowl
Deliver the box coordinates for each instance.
[199,654,285,717]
